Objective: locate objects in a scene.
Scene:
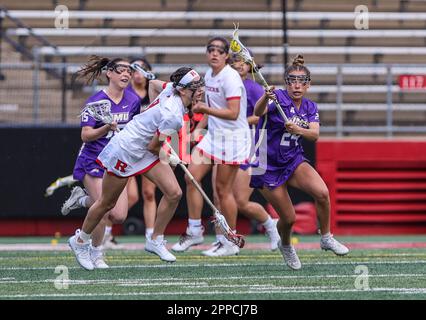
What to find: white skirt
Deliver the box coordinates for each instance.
[195,128,251,165]
[97,139,159,177]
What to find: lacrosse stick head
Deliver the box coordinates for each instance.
[130,62,156,80]
[81,99,114,124]
[230,25,259,75]
[212,210,245,248]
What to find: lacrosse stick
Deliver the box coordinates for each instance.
[230,23,288,123]
[163,140,245,248]
[81,99,120,132]
[130,63,156,80]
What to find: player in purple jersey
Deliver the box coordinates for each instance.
[68,67,205,269]
[204,52,280,256]
[66,56,141,268]
[60,58,154,247]
[252,55,349,270]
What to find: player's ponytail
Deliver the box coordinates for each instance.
[76,55,126,84]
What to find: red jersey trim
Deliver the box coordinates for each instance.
[226,96,241,101]
[130,159,160,177]
[96,158,160,177]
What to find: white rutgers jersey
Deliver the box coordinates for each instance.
[97,93,185,177]
[204,64,249,132]
[117,94,185,158]
[197,64,251,164]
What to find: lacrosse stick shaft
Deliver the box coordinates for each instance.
[254,68,289,123]
[163,141,217,212]
[231,26,289,123]
[163,141,245,248]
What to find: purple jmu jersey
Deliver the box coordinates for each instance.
[256,89,319,171]
[79,89,141,159]
[125,85,150,108]
[243,78,264,118]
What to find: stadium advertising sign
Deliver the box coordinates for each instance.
[398,75,426,89]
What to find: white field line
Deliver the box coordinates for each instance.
[0,273,424,285]
[0,287,425,299]
[1,251,425,261]
[0,260,425,271]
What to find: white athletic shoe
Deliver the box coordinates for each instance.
[201,241,221,256]
[61,186,87,216]
[68,229,94,271]
[45,175,77,197]
[102,234,124,250]
[320,235,349,256]
[265,220,281,251]
[90,246,109,269]
[171,227,204,252]
[278,242,302,270]
[145,236,176,262]
[204,241,239,257]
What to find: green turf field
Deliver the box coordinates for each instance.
[0,235,425,300]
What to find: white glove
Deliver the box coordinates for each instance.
[168,154,183,166]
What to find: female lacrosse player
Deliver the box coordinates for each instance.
[66,56,141,269]
[252,55,349,270]
[171,37,251,257]
[61,57,156,246]
[68,67,205,269]
[203,52,280,256]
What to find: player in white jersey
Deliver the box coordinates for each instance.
[196,60,250,163]
[171,37,251,256]
[68,67,205,269]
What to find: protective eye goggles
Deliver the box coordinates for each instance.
[110,64,134,75]
[207,45,226,55]
[285,75,311,85]
[178,78,205,91]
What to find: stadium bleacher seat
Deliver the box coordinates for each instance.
[0,0,425,134]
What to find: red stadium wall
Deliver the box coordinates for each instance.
[317,139,426,235]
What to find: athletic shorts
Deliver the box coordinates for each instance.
[73,153,105,182]
[250,154,306,189]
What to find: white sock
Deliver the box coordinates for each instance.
[78,230,91,243]
[145,228,154,238]
[78,196,90,208]
[152,234,164,242]
[188,219,203,236]
[262,216,275,231]
[188,219,202,228]
[104,226,112,236]
[321,232,332,239]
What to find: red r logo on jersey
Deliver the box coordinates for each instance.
[114,160,128,173]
